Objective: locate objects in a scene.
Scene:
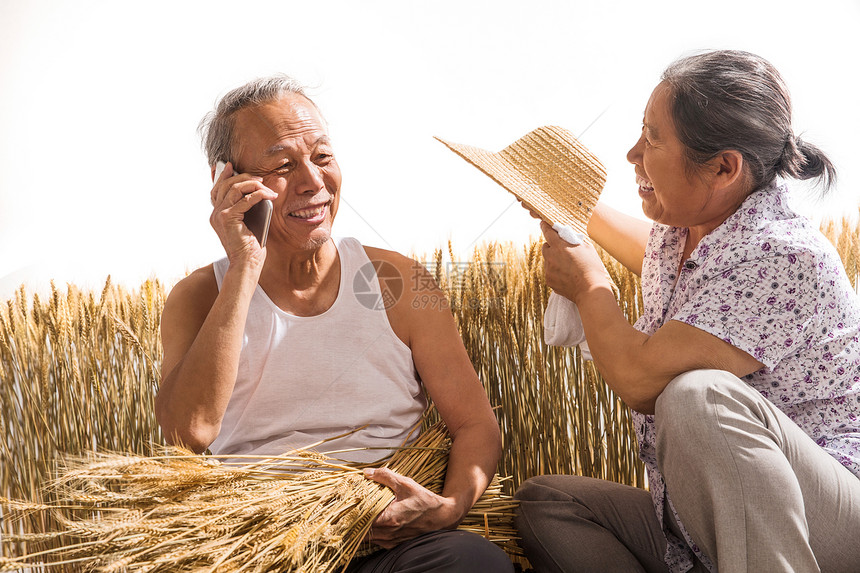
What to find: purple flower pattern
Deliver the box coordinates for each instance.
[631,183,860,572]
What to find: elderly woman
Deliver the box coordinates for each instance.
[514,51,860,572]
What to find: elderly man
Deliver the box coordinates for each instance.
[154,75,512,572]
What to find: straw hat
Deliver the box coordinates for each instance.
[435,126,606,234]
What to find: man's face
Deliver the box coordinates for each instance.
[232,94,341,252]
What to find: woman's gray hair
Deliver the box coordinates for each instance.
[198,74,317,166]
[661,50,836,194]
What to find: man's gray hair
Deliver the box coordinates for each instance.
[198,74,317,166]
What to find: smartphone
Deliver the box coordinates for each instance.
[215,161,273,248]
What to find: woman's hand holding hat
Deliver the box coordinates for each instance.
[540,221,613,306]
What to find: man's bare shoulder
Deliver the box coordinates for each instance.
[163,265,219,322]
[362,245,413,267]
[362,245,439,294]
[159,265,219,381]
[362,244,449,318]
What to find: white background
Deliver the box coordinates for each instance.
[2,0,858,299]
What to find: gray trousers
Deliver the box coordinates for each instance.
[345,530,515,573]
[515,369,860,572]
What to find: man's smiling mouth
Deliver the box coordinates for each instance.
[287,202,330,223]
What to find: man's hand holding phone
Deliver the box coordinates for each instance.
[210,161,276,265]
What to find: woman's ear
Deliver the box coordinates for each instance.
[711,149,746,191]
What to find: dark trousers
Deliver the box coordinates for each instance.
[515,475,674,573]
[346,530,515,573]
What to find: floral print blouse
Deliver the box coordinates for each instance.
[631,182,860,572]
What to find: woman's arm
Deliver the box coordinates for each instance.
[541,223,764,414]
[587,202,653,276]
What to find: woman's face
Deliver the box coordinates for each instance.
[626,82,736,233]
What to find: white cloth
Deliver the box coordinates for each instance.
[209,237,426,463]
[552,223,587,246]
[543,224,592,359]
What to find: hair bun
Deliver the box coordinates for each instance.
[795,137,836,187]
[777,134,801,176]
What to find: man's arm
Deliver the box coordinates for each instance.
[156,163,274,452]
[364,250,501,548]
[155,262,262,452]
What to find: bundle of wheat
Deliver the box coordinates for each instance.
[0,421,518,572]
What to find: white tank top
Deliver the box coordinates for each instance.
[209,237,426,463]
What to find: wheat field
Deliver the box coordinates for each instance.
[2,219,858,569]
